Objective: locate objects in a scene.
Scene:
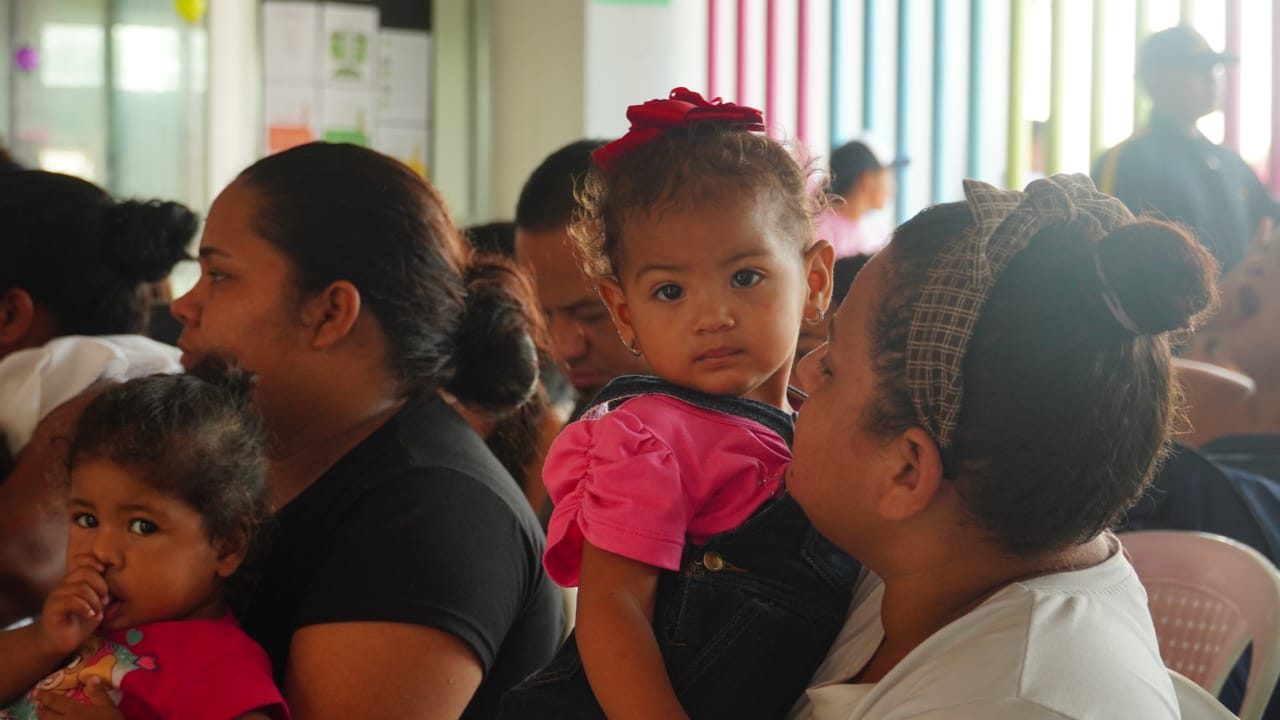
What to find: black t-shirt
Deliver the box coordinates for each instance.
[241,394,563,719]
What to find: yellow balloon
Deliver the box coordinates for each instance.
[174,0,207,24]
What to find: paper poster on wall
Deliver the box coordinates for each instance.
[264,84,320,154]
[374,28,429,176]
[321,4,379,86]
[321,86,374,146]
[377,29,429,124]
[374,126,429,177]
[263,2,320,83]
[263,1,380,153]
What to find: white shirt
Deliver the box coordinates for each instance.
[788,542,1178,719]
[0,335,182,457]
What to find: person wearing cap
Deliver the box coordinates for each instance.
[1093,25,1280,274]
[815,141,903,259]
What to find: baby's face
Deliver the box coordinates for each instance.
[65,459,242,630]
[602,192,817,409]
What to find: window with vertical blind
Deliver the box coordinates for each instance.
[2,0,207,209]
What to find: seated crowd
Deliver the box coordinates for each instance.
[0,85,1275,720]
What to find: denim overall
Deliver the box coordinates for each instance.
[500,376,860,720]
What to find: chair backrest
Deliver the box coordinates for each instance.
[1171,669,1241,719]
[1122,530,1280,720]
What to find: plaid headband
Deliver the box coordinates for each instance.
[905,173,1136,449]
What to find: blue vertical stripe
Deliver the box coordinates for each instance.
[931,0,947,202]
[895,0,909,223]
[967,0,983,178]
[831,0,842,146]
[863,0,876,132]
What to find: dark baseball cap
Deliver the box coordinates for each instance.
[1138,26,1238,77]
[828,140,908,196]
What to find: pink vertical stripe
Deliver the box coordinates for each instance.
[708,0,719,98]
[1224,0,1242,151]
[797,0,809,143]
[736,0,749,103]
[766,0,779,135]
[1272,0,1280,191]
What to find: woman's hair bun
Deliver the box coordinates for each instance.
[103,199,197,283]
[446,257,541,414]
[1096,218,1219,336]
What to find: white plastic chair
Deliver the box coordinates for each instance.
[1171,669,1240,719]
[1122,530,1280,720]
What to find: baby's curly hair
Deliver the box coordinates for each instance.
[572,124,823,280]
[67,355,268,607]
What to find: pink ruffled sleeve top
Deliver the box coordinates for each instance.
[542,394,790,587]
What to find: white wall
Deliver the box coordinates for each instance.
[481,0,836,221]
[583,0,707,140]
[206,0,260,207]
[487,0,588,220]
[432,0,480,222]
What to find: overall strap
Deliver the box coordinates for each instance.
[580,375,795,447]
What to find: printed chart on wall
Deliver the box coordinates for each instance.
[262,1,430,177]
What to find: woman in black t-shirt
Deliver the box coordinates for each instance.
[170,142,563,719]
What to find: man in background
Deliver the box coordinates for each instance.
[1094,25,1280,274]
[514,140,647,408]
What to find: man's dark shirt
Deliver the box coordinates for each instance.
[1093,110,1280,274]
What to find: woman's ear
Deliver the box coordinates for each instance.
[0,288,37,346]
[803,240,836,320]
[876,426,945,521]
[302,280,362,351]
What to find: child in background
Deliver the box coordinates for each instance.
[813,140,902,258]
[501,88,858,720]
[0,359,288,720]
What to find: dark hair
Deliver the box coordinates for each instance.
[515,139,606,232]
[67,356,268,604]
[0,145,22,172]
[827,141,884,197]
[831,253,871,308]
[462,255,554,488]
[574,125,817,279]
[465,221,517,257]
[237,143,539,409]
[0,171,195,336]
[867,204,1217,556]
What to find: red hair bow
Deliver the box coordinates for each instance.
[591,87,766,173]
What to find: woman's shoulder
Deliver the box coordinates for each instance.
[369,394,525,492]
[903,552,1172,717]
[804,550,1175,719]
[294,394,542,539]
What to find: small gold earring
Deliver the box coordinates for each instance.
[804,307,826,326]
[628,338,642,356]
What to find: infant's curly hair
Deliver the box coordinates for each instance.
[67,355,268,605]
[572,124,823,281]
